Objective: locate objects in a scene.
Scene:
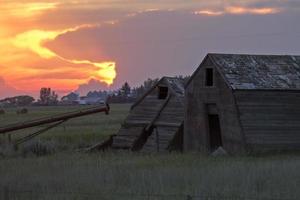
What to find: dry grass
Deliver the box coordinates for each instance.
[0,153,299,200]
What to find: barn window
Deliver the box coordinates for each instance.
[205,68,214,86]
[158,86,168,99]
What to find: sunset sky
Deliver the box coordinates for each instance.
[1,0,300,98]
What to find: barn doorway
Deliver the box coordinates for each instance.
[208,114,223,151]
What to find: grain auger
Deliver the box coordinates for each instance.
[0,104,110,147]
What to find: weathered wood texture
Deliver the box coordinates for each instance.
[184,57,245,154]
[142,96,184,152]
[126,94,165,123]
[185,54,300,154]
[110,77,185,152]
[112,90,164,149]
[142,126,179,152]
[234,90,300,151]
[111,127,145,149]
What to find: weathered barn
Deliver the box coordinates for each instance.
[91,77,185,152]
[185,53,300,154]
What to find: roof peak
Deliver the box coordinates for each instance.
[207,53,300,57]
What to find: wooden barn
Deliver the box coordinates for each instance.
[91,77,185,152]
[185,53,300,154]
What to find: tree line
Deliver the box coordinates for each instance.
[0,76,190,106]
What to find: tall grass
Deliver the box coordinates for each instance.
[0,104,131,150]
[1,105,300,199]
[0,153,299,200]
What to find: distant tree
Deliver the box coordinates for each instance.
[0,95,35,106]
[39,88,58,105]
[120,82,131,97]
[39,88,50,104]
[132,78,159,98]
[143,78,159,90]
[16,96,35,106]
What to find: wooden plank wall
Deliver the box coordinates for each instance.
[184,58,245,154]
[235,90,300,151]
[111,89,165,149]
[142,96,184,152]
[125,92,165,125]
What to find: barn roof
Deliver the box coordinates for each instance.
[208,54,300,90]
[163,77,185,98]
[131,77,185,110]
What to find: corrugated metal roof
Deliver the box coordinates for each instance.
[209,54,300,90]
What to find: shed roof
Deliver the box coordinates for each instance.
[208,54,300,90]
[131,77,185,110]
[163,77,185,98]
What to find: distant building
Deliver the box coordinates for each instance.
[185,54,300,154]
[77,96,105,105]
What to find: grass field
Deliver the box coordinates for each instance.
[0,104,131,150]
[0,153,300,200]
[0,104,300,200]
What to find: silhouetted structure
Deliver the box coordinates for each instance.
[90,77,185,152]
[185,53,300,154]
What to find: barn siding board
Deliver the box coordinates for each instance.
[142,126,180,152]
[140,96,184,152]
[234,90,300,151]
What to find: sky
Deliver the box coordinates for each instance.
[1,0,300,98]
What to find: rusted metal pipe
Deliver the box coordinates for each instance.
[0,104,110,135]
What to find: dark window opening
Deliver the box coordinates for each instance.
[205,68,214,86]
[208,114,223,152]
[158,87,168,99]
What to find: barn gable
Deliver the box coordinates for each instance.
[184,55,245,153]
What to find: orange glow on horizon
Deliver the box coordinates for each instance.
[0,1,117,94]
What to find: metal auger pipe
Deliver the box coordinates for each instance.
[0,104,110,135]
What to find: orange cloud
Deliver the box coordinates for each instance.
[0,1,117,95]
[10,25,116,86]
[226,6,280,15]
[0,2,58,18]
[194,6,280,16]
